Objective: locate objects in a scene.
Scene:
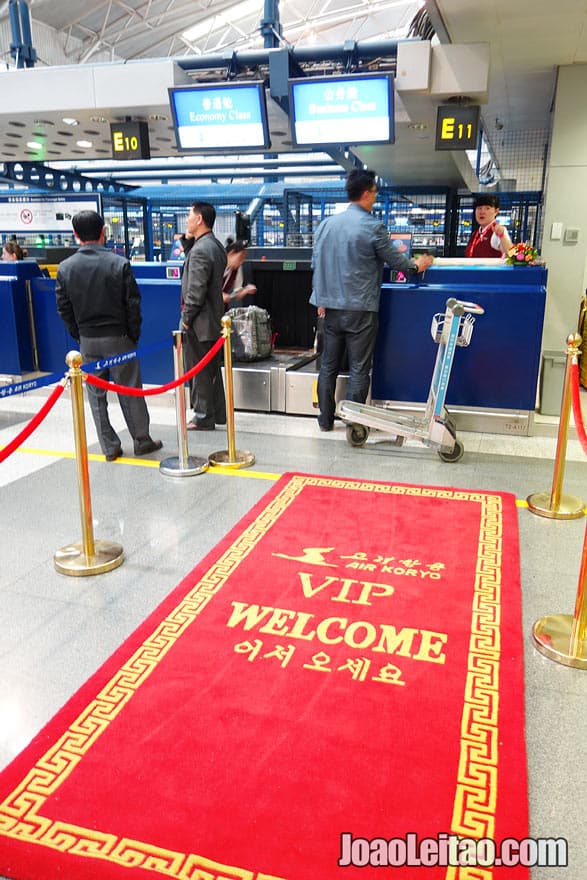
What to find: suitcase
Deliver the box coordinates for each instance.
[227,306,273,362]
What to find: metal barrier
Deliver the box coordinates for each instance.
[533,518,587,668]
[159,331,209,478]
[209,315,255,469]
[53,351,124,576]
[527,333,584,520]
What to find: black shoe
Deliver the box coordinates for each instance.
[319,424,333,432]
[187,422,215,431]
[134,439,163,455]
[105,447,123,461]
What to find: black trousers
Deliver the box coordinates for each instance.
[80,335,151,456]
[317,309,379,429]
[184,332,226,428]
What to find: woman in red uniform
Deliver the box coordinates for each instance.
[465,194,513,258]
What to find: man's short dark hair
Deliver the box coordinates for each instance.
[192,201,216,229]
[346,169,377,202]
[72,210,104,242]
[473,194,500,210]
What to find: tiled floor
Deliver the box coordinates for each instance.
[0,386,586,878]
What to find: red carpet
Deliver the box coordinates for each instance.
[0,474,528,879]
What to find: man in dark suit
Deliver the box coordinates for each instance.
[180,202,227,430]
[56,210,162,461]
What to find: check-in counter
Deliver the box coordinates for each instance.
[135,279,179,384]
[372,261,547,433]
[30,275,179,384]
[0,261,43,374]
[131,262,183,281]
[23,257,547,436]
[31,276,77,373]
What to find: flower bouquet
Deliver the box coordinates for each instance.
[505,241,540,265]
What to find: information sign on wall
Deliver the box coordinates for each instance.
[0,195,101,233]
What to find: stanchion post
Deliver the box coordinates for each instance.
[54,351,124,576]
[160,331,209,477]
[527,333,584,520]
[533,517,587,668]
[208,316,255,469]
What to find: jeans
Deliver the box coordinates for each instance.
[317,309,378,429]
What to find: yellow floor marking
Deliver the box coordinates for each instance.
[3,446,585,500]
[1,445,280,479]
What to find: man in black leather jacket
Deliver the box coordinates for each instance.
[56,210,162,461]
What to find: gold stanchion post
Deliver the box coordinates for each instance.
[208,316,255,469]
[533,517,587,668]
[54,351,124,576]
[527,333,584,519]
[160,330,209,477]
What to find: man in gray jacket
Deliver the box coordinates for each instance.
[180,202,227,430]
[56,210,162,461]
[310,169,434,431]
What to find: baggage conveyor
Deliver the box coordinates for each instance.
[225,349,331,415]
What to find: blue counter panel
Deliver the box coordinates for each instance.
[0,278,34,374]
[31,277,181,385]
[136,279,181,384]
[0,261,43,281]
[372,266,547,411]
[0,263,44,374]
[420,263,547,288]
[131,262,183,280]
[31,277,77,373]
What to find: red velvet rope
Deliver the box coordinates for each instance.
[0,381,67,464]
[571,362,587,455]
[84,335,224,397]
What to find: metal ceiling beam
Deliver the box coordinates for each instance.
[1,162,136,193]
[174,37,405,73]
[9,0,37,67]
[61,159,341,174]
[73,168,347,181]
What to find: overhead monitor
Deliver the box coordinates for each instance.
[289,73,394,148]
[168,82,271,152]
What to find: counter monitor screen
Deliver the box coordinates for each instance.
[168,82,270,152]
[389,232,412,259]
[289,73,394,147]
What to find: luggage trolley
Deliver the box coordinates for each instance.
[337,297,485,463]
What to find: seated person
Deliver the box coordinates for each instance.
[2,241,27,261]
